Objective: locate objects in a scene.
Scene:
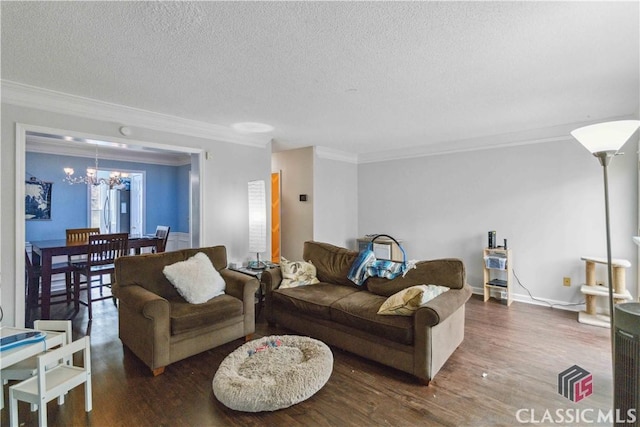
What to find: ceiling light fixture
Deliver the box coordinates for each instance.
[232,122,274,133]
[63,144,128,189]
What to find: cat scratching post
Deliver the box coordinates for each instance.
[579,256,632,328]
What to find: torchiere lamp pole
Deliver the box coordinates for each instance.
[571,120,640,406]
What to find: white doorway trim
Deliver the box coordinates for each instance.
[15,122,204,327]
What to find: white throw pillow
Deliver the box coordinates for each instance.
[279,257,320,288]
[377,284,449,316]
[163,252,225,304]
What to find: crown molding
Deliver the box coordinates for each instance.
[358,135,573,164]
[1,80,271,148]
[358,115,638,164]
[315,146,358,164]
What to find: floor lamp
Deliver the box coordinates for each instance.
[570,119,640,400]
[248,180,267,270]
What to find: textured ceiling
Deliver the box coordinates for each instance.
[2,1,639,157]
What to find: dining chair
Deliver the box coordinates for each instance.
[72,233,129,320]
[24,251,75,324]
[9,336,92,427]
[66,228,101,246]
[65,228,101,300]
[152,225,170,253]
[1,320,73,412]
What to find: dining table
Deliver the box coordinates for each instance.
[30,236,160,319]
[0,326,66,410]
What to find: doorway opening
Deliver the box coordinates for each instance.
[16,123,204,327]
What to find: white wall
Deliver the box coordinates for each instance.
[272,147,314,260]
[358,138,638,307]
[1,103,271,326]
[313,153,358,250]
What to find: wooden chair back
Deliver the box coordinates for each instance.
[66,228,100,246]
[154,226,170,253]
[72,233,128,320]
[87,233,130,268]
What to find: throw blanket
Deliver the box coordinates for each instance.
[348,250,417,286]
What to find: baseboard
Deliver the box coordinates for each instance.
[470,285,584,312]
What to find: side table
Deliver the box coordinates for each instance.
[229,266,270,318]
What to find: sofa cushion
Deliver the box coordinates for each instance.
[367,258,466,296]
[169,294,243,335]
[329,291,415,345]
[303,241,359,288]
[271,283,360,320]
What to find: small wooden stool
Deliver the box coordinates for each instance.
[579,256,632,327]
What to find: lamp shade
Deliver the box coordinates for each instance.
[571,120,640,154]
[248,180,266,253]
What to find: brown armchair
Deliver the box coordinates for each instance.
[113,246,258,376]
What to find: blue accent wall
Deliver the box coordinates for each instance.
[25,152,189,241]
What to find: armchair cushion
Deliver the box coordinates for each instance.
[163,252,225,304]
[169,294,243,335]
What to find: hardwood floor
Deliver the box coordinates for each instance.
[3,295,613,426]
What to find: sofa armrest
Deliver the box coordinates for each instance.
[116,284,171,372]
[414,283,472,328]
[261,267,282,324]
[260,267,282,293]
[220,269,259,333]
[117,284,170,320]
[220,269,259,301]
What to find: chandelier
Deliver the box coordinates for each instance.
[63,145,127,188]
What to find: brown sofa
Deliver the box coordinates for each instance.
[263,241,472,385]
[113,246,259,376]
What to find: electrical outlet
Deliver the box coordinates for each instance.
[563,277,571,287]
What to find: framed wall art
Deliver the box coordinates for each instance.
[25,179,52,220]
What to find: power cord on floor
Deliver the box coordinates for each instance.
[513,269,585,309]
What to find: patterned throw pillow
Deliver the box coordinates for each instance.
[377,284,449,316]
[279,257,320,288]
